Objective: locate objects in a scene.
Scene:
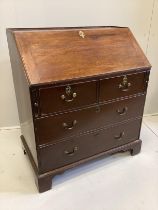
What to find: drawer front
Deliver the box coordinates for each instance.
[38,81,97,116]
[35,95,145,145]
[100,72,148,102]
[38,119,142,173]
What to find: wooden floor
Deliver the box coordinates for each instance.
[0,116,158,210]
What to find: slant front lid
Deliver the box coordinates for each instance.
[12,27,151,85]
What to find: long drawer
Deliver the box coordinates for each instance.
[38,119,142,173]
[35,95,146,145]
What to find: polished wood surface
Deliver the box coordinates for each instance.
[36,95,146,145]
[38,119,142,173]
[38,80,97,116]
[6,29,38,165]
[21,135,142,193]
[36,71,148,117]
[100,71,148,101]
[10,27,151,85]
[7,26,151,193]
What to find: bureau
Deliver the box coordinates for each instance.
[7,26,151,193]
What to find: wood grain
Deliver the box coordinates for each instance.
[8,27,151,85]
[38,119,142,173]
[7,26,151,192]
[36,95,146,145]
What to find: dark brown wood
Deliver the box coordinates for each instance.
[21,135,53,192]
[38,80,97,116]
[100,71,148,102]
[35,95,146,145]
[21,134,142,193]
[7,26,151,193]
[7,29,38,166]
[37,175,53,193]
[38,119,142,173]
[130,140,142,155]
[21,135,38,176]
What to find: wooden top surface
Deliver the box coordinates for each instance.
[11,27,151,85]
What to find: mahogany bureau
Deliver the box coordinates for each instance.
[7,26,151,193]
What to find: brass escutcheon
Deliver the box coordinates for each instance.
[79,30,85,38]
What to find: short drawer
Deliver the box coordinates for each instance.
[38,81,97,116]
[35,95,145,145]
[38,119,142,173]
[100,71,148,102]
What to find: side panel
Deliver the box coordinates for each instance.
[6,29,38,166]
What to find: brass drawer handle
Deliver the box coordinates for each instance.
[61,85,77,102]
[62,120,77,130]
[117,107,128,115]
[64,146,78,156]
[119,76,131,92]
[114,131,125,140]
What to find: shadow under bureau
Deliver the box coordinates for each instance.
[7,26,151,192]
